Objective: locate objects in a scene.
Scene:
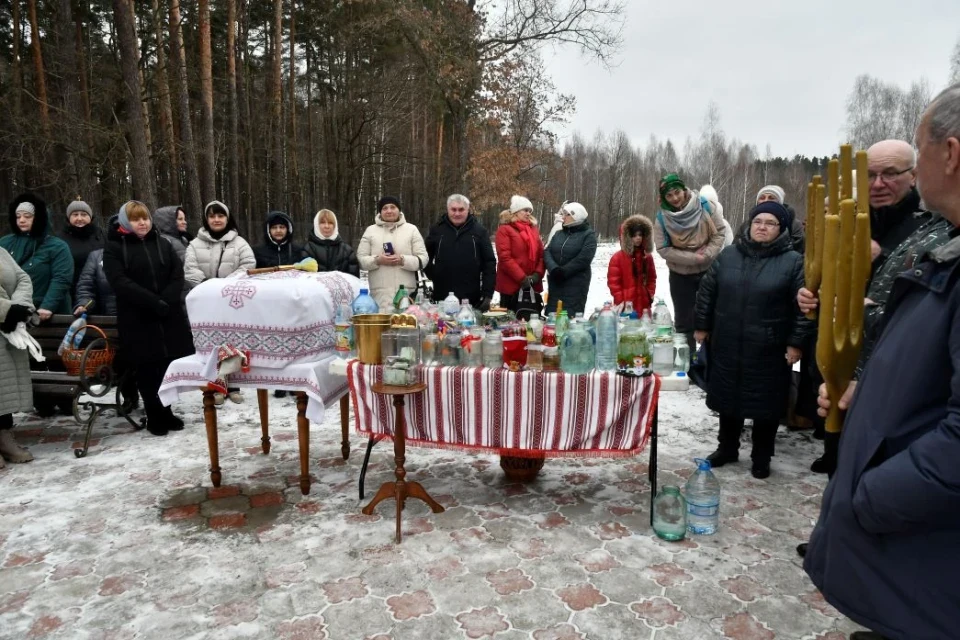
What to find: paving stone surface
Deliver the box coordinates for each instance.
[0,385,865,639]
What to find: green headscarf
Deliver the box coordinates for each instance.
[658,174,687,211]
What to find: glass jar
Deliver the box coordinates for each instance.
[541,317,557,348]
[380,328,399,361]
[482,330,503,369]
[542,346,560,372]
[461,327,485,366]
[651,336,674,375]
[618,318,651,368]
[560,321,595,374]
[555,310,570,341]
[652,486,687,541]
[396,327,421,364]
[441,331,461,366]
[525,344,544,371]
[421,333,440,365]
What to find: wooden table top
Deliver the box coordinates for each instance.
[371,382,427,396]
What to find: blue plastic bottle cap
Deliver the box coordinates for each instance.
[676,372,686,377]
[694,457,711,470]
[359,288,368,295]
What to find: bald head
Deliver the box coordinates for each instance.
[865,139,917,208]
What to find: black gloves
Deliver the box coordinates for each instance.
[530,272,542,285]
[1,304,32,332]
[478,297,492,313]
[520,276,534,288]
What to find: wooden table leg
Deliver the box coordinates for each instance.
[257,388,271,454]
[296,392,311,495]
[202,389,221,487]
[362,393,444,543]
[340,394,350,460]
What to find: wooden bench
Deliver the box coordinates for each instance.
[28,314,143,457]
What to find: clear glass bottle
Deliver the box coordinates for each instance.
[673,332,690,373]
[560,320,596,374]
[525,343,543,371]
[482,330,503,369]
[652,486,687,541]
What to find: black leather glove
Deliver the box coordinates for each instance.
[1,304,31,332]
[478,297,492,313]
[530,272,542,285]
[520,275,534,288]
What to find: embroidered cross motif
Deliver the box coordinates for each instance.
[221,283,257,309]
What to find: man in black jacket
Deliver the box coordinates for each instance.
[424,194,496,311]
[866,139,928,273]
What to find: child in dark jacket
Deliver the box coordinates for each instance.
[253,211,303,269]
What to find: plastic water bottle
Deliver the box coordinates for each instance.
[652,299,673,337]
[684,458,721,535]
[442,292,460,316]
[351,288,379,315]
[334,304,354,358]
[595,302,618,371]
[58,314,87,355]
[457,299,475,328]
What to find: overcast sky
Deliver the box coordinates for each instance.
[543,0,960,158]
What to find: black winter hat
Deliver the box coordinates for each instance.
[749,201,790,231]
[377,196,401,214]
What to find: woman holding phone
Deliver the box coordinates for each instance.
[356,196,428,311]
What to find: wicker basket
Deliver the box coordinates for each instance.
[499,455,546,483]
[61,325,115,377]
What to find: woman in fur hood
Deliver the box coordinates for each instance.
[607,215,657,316]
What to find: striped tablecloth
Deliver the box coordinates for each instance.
[347,362,659,458]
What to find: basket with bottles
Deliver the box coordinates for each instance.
[59,315,115,377]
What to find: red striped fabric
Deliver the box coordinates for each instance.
[347,362,659,459]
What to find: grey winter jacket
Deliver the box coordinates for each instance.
[75,249,116,315]
[184,228,256,287]
[0,247,34,416]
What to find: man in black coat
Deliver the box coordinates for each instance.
[253,211,302,269]
[424,194,496,311]
[866,139,927,274]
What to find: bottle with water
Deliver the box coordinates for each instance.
[673,332,690,372]
[457,299,475,328]
[58,313,87,355]
[334,304,354,358]
[351,288,379,315]
[684,458,721,535]
[652,299,673,337]
[442,291,460,316]
[595,302,618,371]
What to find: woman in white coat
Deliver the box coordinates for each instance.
[184,201,256,288]
[184,200,256,404]
[356,196,428,311]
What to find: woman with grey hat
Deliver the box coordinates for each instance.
[58,198,105,296]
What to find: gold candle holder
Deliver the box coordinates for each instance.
[804,176,824,319]
[815,147,871,434]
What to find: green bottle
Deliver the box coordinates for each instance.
[393,285,411,311]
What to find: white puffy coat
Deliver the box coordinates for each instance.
[184,228,256,287]
[0,248,34,416]
[356,213,428,311]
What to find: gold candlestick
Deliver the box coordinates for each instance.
[804,176,824,319]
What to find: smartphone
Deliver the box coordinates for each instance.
[382,242,395,255]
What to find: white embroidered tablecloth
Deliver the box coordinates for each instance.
[185,271,360,368]
[347,362,659,458]
[159,354,348,424]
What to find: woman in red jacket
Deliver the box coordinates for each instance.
[495,196,545,314]
[607,215,657,316]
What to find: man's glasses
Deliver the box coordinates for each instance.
[867,167,913,183]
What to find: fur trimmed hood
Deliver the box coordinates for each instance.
[619,215,654,253]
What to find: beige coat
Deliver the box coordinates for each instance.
[184,228,256,287]
[0,248,34,415]
[356,213,428,310]
[652,190,726,275]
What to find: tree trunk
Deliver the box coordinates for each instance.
[198,0,217,203]
[152,0,180,203]
[227,0,240,214]
[288,1,300,217]
[54,0,88,200]
[27,0,51,138]
[270,0,284,209]
[169,0,202,218]
[113,0,157,210]
[74,9,95,175]
[12,0,23,120]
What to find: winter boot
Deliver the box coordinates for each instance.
[0,429,34,463]
[707,415,742,467]
[163,406,185,431]
[145,405,169,437]
[810,431,839,476]
[213,392,226,407]
[750,421,778,479]
[274,390,288,398]
[796,543,807,558]
[227,390,244,404]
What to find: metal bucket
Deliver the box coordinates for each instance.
[353,313,393,364]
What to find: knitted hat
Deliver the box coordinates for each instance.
[658,173,687,210]
[377,196,401,213]
[756,185,786,205]
[15,202,35,216]
[749,201,790,230]
[66,199,93,216]
[204,200,230,219]
[562,202,589,223]
[509,195,533,213]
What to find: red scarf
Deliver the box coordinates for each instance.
[513,221,540,265]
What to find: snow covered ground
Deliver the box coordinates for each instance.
[0,247,863,639]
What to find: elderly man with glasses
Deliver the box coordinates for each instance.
[865,139,929,271]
